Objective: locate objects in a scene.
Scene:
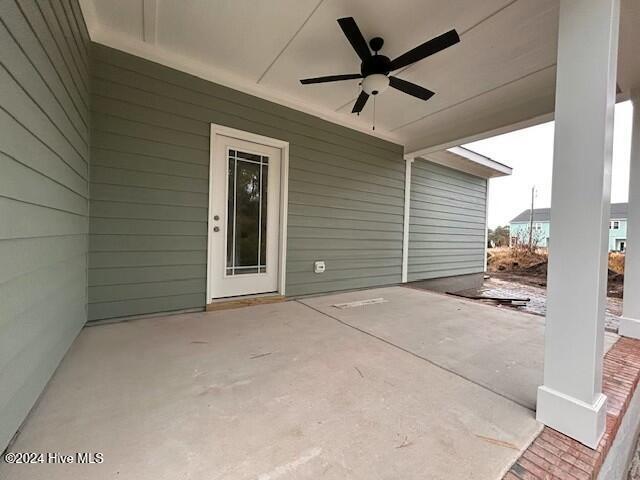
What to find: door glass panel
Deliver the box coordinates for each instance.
[226,156,235,269]
[260,164,268,271]
[237,150,265,163]
[226,149,269,276]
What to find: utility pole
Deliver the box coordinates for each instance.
[528,186,535,250]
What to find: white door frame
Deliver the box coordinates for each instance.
[206,124,289,302]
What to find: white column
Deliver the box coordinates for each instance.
[619,94,640,337]
[536,0,620,449]
[401,157,414,283]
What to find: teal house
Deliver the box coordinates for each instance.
[509,203,628,251]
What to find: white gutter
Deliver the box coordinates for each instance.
[411,147,512,179]
[447,146,513,177]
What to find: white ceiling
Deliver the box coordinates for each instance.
[80,0,640,153]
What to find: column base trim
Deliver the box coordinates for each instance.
[536,385,607,449]
[619,316,640,339]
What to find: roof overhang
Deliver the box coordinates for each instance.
[413,146,512,179]
[80,0,639,152]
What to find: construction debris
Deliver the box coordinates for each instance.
[447,291,530,307]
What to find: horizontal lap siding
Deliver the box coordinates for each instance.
[408,159,487,282]
[0,0,89,450]
[89,44,404,319]
[287,146,405,295]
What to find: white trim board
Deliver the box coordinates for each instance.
[403,91,629,161]
[484,178,490,272]
[448,147,513,176]
[405,112,555,159]
[401,158,413,283]
[405,146,512,180]
[419,148,512,179]
[207,124,289,302]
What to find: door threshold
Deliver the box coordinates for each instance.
[206,293,286,312]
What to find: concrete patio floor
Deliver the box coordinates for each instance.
[303,287,619,410]
[2,286,617,479]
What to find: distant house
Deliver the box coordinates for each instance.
[509,203,628,252]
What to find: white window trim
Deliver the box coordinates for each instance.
[207,124,289,301]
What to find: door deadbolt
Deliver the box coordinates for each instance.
[213,215,220,221]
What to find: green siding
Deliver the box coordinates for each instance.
[509,221,551,248]
[0,0,89,451]
[88,44,405,320]
[608,219,627,251]
[510,219,628,251]
[408,159,487,281]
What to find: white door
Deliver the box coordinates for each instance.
[209,133,281,299]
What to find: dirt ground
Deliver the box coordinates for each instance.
[456,276,622,332]
[487,247,625,298]
[490,271,625,298]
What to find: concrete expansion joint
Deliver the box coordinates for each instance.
[295,299,533,412]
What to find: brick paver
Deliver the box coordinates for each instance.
[503,337,640,480]
[460,277,622,332]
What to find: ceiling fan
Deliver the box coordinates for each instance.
[300,17,460,114]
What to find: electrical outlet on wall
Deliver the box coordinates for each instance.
[314,261,326,274]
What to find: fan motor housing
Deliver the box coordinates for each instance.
[361,55,391,77]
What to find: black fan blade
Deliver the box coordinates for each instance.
[389,76,435,101]
[337,17,371,61]
[352,91,369,113]
[300,73,362,85]
[389,29,460,71]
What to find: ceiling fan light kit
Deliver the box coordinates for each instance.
[300,16,460,124]
[361,73,389,96]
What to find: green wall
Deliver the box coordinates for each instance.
[0,5,492,446]
[0,0,90,450]
[408,159,487,281]
[88,44,405,321]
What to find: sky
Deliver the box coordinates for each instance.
[465,101,634,229]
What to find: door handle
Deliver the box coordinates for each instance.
[213,226,220,232]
